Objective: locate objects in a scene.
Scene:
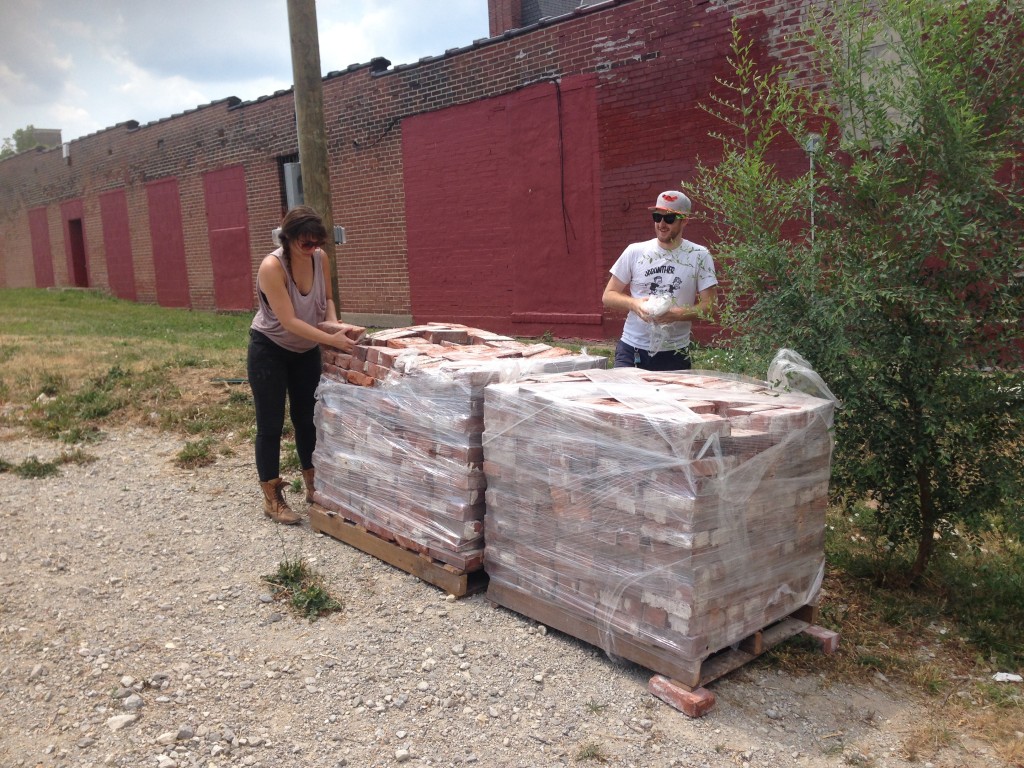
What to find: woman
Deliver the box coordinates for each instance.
[247,206,355,524]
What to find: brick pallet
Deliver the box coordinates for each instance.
[312,322,606,582]
[482,367,837,709]
[308,503,488,597]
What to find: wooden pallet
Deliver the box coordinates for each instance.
[487,581,838,716]
[309,504,488,598]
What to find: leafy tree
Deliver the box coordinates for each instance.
[0,125,44,159]
[688,0,1024,582]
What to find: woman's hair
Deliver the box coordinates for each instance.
[278,206,328,273]
[279,206,327,251]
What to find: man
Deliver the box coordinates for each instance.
[602,190,718,370]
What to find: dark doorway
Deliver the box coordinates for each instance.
[68,218,88,287]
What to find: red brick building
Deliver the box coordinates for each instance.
[0,0,822,341]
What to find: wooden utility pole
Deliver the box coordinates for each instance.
[286,0,339,302]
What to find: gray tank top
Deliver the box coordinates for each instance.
[250,247,326,353]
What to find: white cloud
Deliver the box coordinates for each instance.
[0,0,489,144]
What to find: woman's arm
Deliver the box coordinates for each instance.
[258,254,353,351]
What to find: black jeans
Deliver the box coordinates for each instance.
[613,340,692,371]
[247,329,322,482]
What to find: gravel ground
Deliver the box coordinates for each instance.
[0,427,1002,768]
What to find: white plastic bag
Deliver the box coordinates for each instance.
[642,295,673,355]
[642,294,673,318]
[767,349,840,404]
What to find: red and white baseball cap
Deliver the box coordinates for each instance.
[649,190,692,215]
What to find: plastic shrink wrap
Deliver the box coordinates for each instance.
[312,323,607,571]
[482,362,836,681]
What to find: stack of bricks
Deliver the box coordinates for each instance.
[311,322,607,571]
[482,366,835,674]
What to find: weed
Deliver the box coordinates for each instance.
[0,458,14,473]
[14,455,60,479]
[175,438,216,469]
[584,699,607,714]
[59,448,97,466]
[280,441,301,472]
[975,680,1024,708]
[262,556,343,621]
[227,388,250,405]
[290,477,303,494]
[38,371,66,397]
[908,663,947,695]
[574,742,608,763]
[822,739,845,757]
[900,720,957,763]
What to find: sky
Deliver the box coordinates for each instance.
[0,0,492,145]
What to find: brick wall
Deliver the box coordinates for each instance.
[0,0,823,340]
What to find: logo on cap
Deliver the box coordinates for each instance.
[649,191,692,215]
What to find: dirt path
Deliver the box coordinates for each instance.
[0,427,1001,768]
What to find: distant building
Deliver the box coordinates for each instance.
[25,128,63,151]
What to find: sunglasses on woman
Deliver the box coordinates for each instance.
[651,212,682,224]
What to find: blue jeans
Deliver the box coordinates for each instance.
[613,340,691,371]
[247,329,322,482]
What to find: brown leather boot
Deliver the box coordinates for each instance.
[301,467,316,504]
[260,478,301,525]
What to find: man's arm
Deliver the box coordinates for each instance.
[603,276,652,322]
[653,285,718,325]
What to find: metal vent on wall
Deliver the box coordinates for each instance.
[283,162,304,208]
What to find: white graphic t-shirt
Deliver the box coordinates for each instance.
[609,237,718,353]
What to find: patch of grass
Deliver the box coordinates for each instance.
[574,742,608,763]
[175,437,216,469]
[227,388,250,405]
[900,719,958,763]
[280,440,301,472]
[12,455,60,479]
[262,556,343,621]
[0,289,251,445]
[60,448,97,466]
[974,679,1024,709]
[37,371,66,397]
[758,505,1024,761]
[0,449,100,479]
[827,504,1024,672]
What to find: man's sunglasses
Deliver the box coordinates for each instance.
[652,212,682,224]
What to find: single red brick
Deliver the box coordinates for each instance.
[802,624,841,654]
[345,370,375,387]
[648,675,716,718]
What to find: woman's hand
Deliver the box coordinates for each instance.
[326,329,356,353]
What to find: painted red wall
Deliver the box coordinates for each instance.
[404,75,602,337]
[99,190,137,301]
[28,208,55,288]
[203,165,252,311]
[146,179,191,308]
